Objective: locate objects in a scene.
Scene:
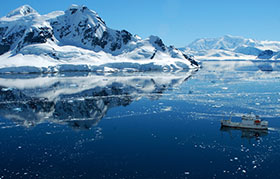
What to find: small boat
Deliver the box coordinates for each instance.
[221,114,268,130]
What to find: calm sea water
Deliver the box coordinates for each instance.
[0,61,280,178]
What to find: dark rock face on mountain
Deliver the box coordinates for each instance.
[0,26,26,55]
[16,27,54,52]
[49,5,134,53]
[234,46,262,56]
[23,27,53,44]
[257,50,274,59]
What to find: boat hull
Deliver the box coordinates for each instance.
[221,121,268,130]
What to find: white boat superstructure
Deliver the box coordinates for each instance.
[221,114,268,130]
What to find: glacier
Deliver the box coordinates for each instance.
[0,5,199,74]
[181,35,280,60]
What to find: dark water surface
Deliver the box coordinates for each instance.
[0,61,280,178]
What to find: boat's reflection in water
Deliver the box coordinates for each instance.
[220,126,268,140]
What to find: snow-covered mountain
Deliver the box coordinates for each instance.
[182,35,280,60]
[0,5,199,73]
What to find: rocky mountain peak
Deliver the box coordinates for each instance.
[65,4,106,26]
[0,5,199,71]
[149,35,166,51]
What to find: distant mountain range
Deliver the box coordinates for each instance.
[181,35,280,60]
[0,5,198,73]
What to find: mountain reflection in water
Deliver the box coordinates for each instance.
[0,71,196,129]
[1,61,280,179]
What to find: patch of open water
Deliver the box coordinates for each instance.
[0,60,279,178]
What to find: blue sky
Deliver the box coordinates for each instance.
[1,0,279,47]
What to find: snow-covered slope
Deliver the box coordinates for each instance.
[182,35,280,60]
[0,5,199,73]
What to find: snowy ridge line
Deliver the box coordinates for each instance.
[0,5,199,73]
[182,35,280,60]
